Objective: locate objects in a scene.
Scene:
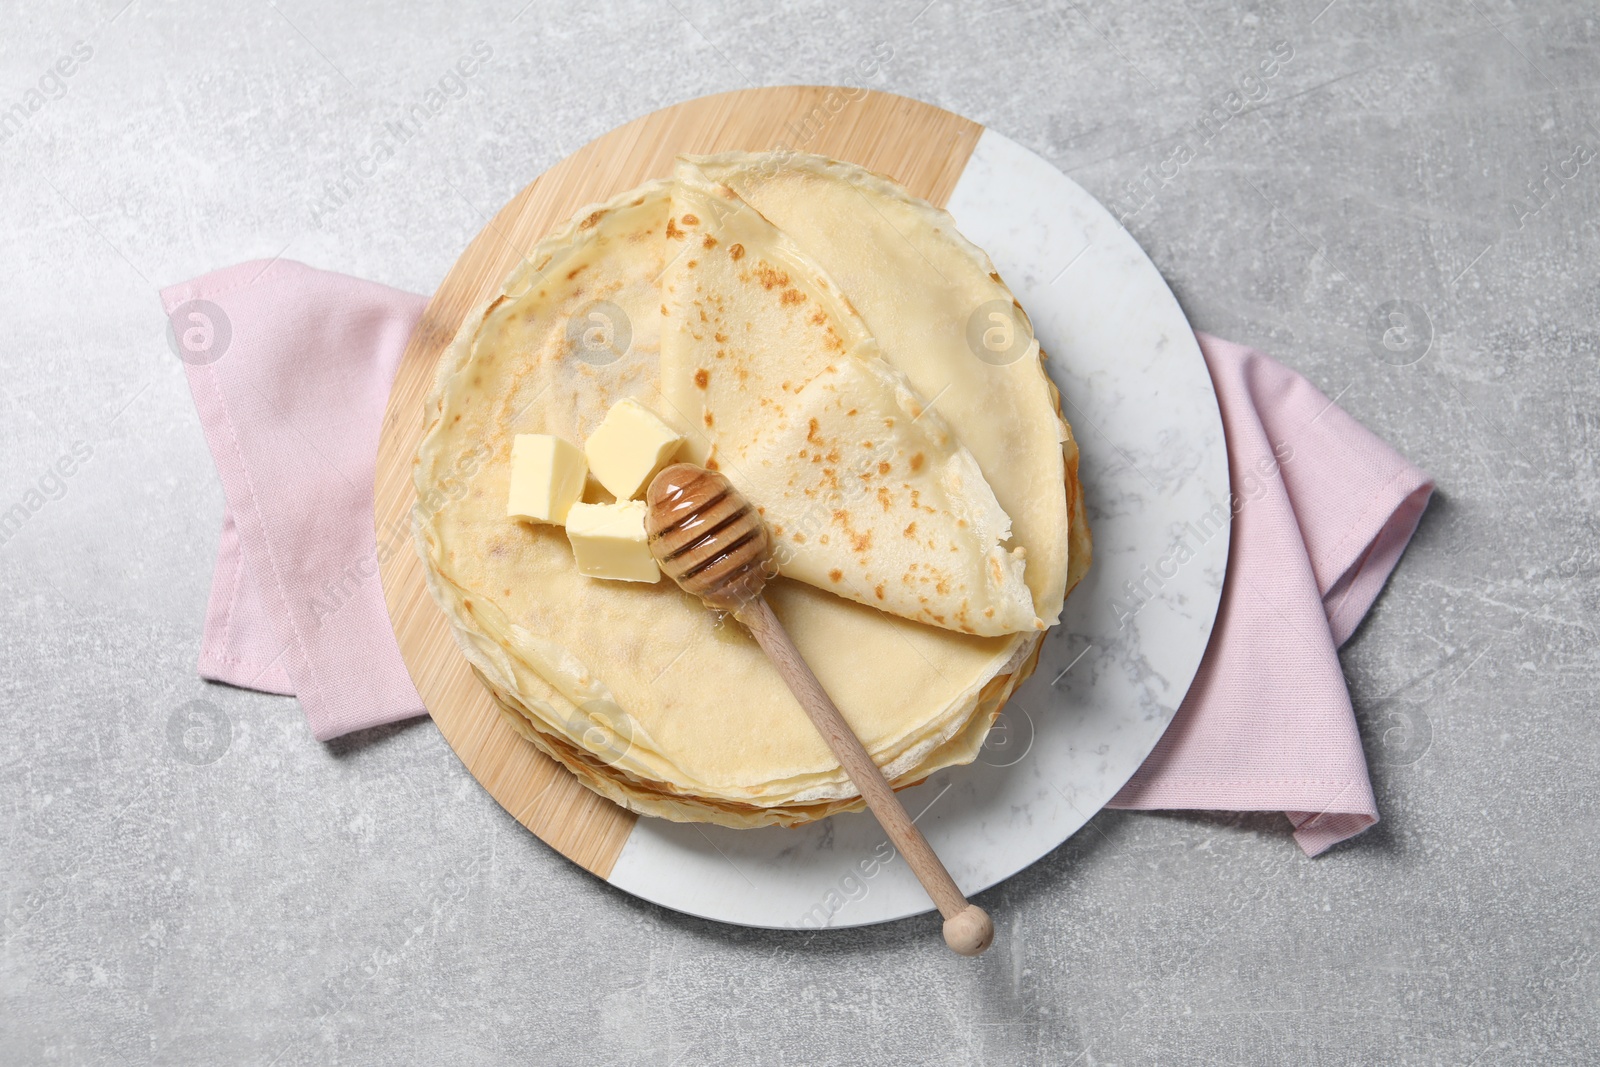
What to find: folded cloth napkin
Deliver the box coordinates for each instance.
[162,259,427,740]
[162,261,1432,854]
[1106,335,1433,855]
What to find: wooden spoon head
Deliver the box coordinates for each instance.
[645,463,774,612]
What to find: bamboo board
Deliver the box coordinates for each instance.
[374,87,984,879]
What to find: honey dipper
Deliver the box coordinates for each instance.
[645,463,995,956]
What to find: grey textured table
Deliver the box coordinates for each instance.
[3,1,1595,1063]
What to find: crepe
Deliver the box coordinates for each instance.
[413,152,1089,828]
[659,164,1039,637]
[686,153,1090,609]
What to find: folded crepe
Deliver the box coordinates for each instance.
[413,153,1089,827]
[659,163,1039,637]
[685,153,1089,613]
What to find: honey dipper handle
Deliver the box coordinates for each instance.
[737,596,994,957]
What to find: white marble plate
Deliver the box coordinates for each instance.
[603,129,1230,928]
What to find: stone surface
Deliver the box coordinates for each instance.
[1,0,1595,1063]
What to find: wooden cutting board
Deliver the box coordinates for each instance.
[374,87,984,878]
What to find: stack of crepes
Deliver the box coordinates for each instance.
[414,152,1090,828]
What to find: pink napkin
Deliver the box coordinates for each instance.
[162,259,427,740]
[163,261,1431,853]
[1106,335,1433,855]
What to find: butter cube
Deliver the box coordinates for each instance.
[584,399,684,500]
[507,434,587,525]
[565,501,660,583]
